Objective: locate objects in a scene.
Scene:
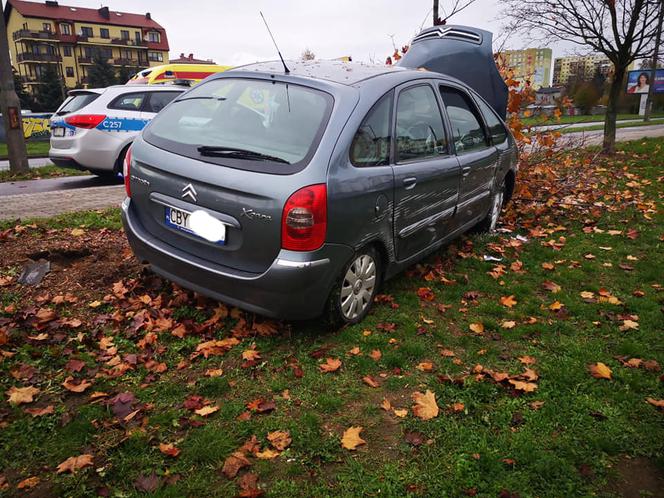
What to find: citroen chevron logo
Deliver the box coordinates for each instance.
[181,183,197,202]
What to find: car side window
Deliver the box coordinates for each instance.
[396,85,447,162]
[145,92,181,113]
[439,86,489,154]
[475,97,508,145]
[108,92,146,112]
[350,92,393,167]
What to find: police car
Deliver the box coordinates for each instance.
[49,85,185,177]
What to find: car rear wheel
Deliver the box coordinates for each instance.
[476,178,505,233]
[327,247,381,327]
[88,168,120,180]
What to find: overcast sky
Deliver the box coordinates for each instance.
[5,0,583,64]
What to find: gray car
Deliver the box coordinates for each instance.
[122,26,518,325]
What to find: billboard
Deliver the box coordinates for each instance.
[626,69,664,94]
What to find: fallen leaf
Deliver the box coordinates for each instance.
[549,301,563,311]
[7,385,40,405]
[589,362,612,380]
[256,448,280,459]
[195,405,219,417]
[134,472,160,493]
[469,323,484,334]
[341,426,366,450]
[500,295,517,308]
[501,321,516,329]
[450,402,465,412]
[319,358,341,373]
[159,443,181,457]
[56,454,94,474]
[416,362,434,372]
[542,281,561,293]
[70,228,85,237]
[508,380,538,392]
[620,319,639,331]
[411,390,439,420]
[242,348,261,361]
[62,376,92,393]
[24,405,54,417]
[222,451,251,479]
[205,368,223,377]
[17,476,40,489]
[518,356,536,365]
[362,375,379,388]
[393,408,408,418]
[369,350,382,361]
[645,398,664,409]
[380,398,392,411]
[267,430,291,451]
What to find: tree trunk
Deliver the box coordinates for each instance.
[0,9,29,174]
[602,64,626,155]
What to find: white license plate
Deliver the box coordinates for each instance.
[52,127,65,137]
[164,206,226,244]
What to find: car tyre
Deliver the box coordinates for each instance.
[476,177,506,233]
[327,247,381,327]
[88,168,120,180]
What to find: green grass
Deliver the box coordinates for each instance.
[557,119,664,134]
[0,140,50,159]
[0,139,662,497]
[0,207,121,231]
[522,111,664,126]
[0,164,89,182]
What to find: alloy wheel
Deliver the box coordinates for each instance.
[340,254,377,320]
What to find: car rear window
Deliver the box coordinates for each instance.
[144,78,333,174]
[55,92,100,115]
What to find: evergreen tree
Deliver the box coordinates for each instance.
[87,55,117,88]
[35,64,65,112]
[117,65,135,84]
[12,68,33,110]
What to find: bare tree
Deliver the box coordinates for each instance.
[434,0,480,25]
[301,48,316,61]
[500,0,661,154]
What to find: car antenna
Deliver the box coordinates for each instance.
[260,11,290,74]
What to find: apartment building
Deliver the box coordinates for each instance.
[497,48,552,89]
[4,0,170,92]
[552,54,612,86]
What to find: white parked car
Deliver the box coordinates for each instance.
[49,85,185,177]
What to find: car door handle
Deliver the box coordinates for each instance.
[461,166,471,177]
[403,177,417,189]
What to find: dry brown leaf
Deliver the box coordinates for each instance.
[416,362,433,372]
[450,402,465,412]
[222,451,251,479]
[369,349,382,361]
[17,476,40,489]
[267,430,291,451]
[256,448,280,459]
[341,426,366,450]
[645,398,664,409]
[56,454,94,474]
[501,321,516,329]
[588,362,612,380]
[411,390,439,420]
[195,405,220,417]
[319,358,342,373]
[500,295,517,308]
[393,408,408,418]
[24,405,54,417]
[508,379,538,392]
[7,385,40,405]
[62,376,92,393]
[159,443,181,457]
[205,368,223,377]
[380,398,392,411]
[362,376,379,388]
[469,323,484,334]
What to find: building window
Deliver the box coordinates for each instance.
[63,45,72,57]
[135,31,142,42]
[42,23,51,32]
[60,23,71,35]
[100,28,109,39]
[81,26,93,38]
[122,49,132,60]
[147,31,160,43]
[121,30,130,40]
[66,67,74,77]
[148,51,163,62]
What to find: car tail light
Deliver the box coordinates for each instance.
[123,147,132,198]
[281,184,327,251]
[64,114,106,129]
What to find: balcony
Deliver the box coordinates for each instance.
[17,53,62,63]
[111,38,148,47]
[13,29,57,41]
[113,58,140,66]
[57,33,77,44]
[77,56,93,64]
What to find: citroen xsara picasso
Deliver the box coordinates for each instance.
[122,25,518,325]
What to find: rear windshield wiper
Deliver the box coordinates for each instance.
[197,146,291,164]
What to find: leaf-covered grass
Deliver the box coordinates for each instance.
[521,111,664,127]
[558,119,664,134]
[0,140,50,160]
[0,164,89,182]
[0,139,662,497]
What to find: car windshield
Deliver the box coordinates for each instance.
[56,92,100,116]
[145,78,332,169]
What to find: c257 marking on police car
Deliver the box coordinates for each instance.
[98,117,150,132]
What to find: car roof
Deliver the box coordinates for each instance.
[229,59,423,86]
[68,85,186,96]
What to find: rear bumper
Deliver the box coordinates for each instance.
[121,198,353,320]
[49,129,126,172]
